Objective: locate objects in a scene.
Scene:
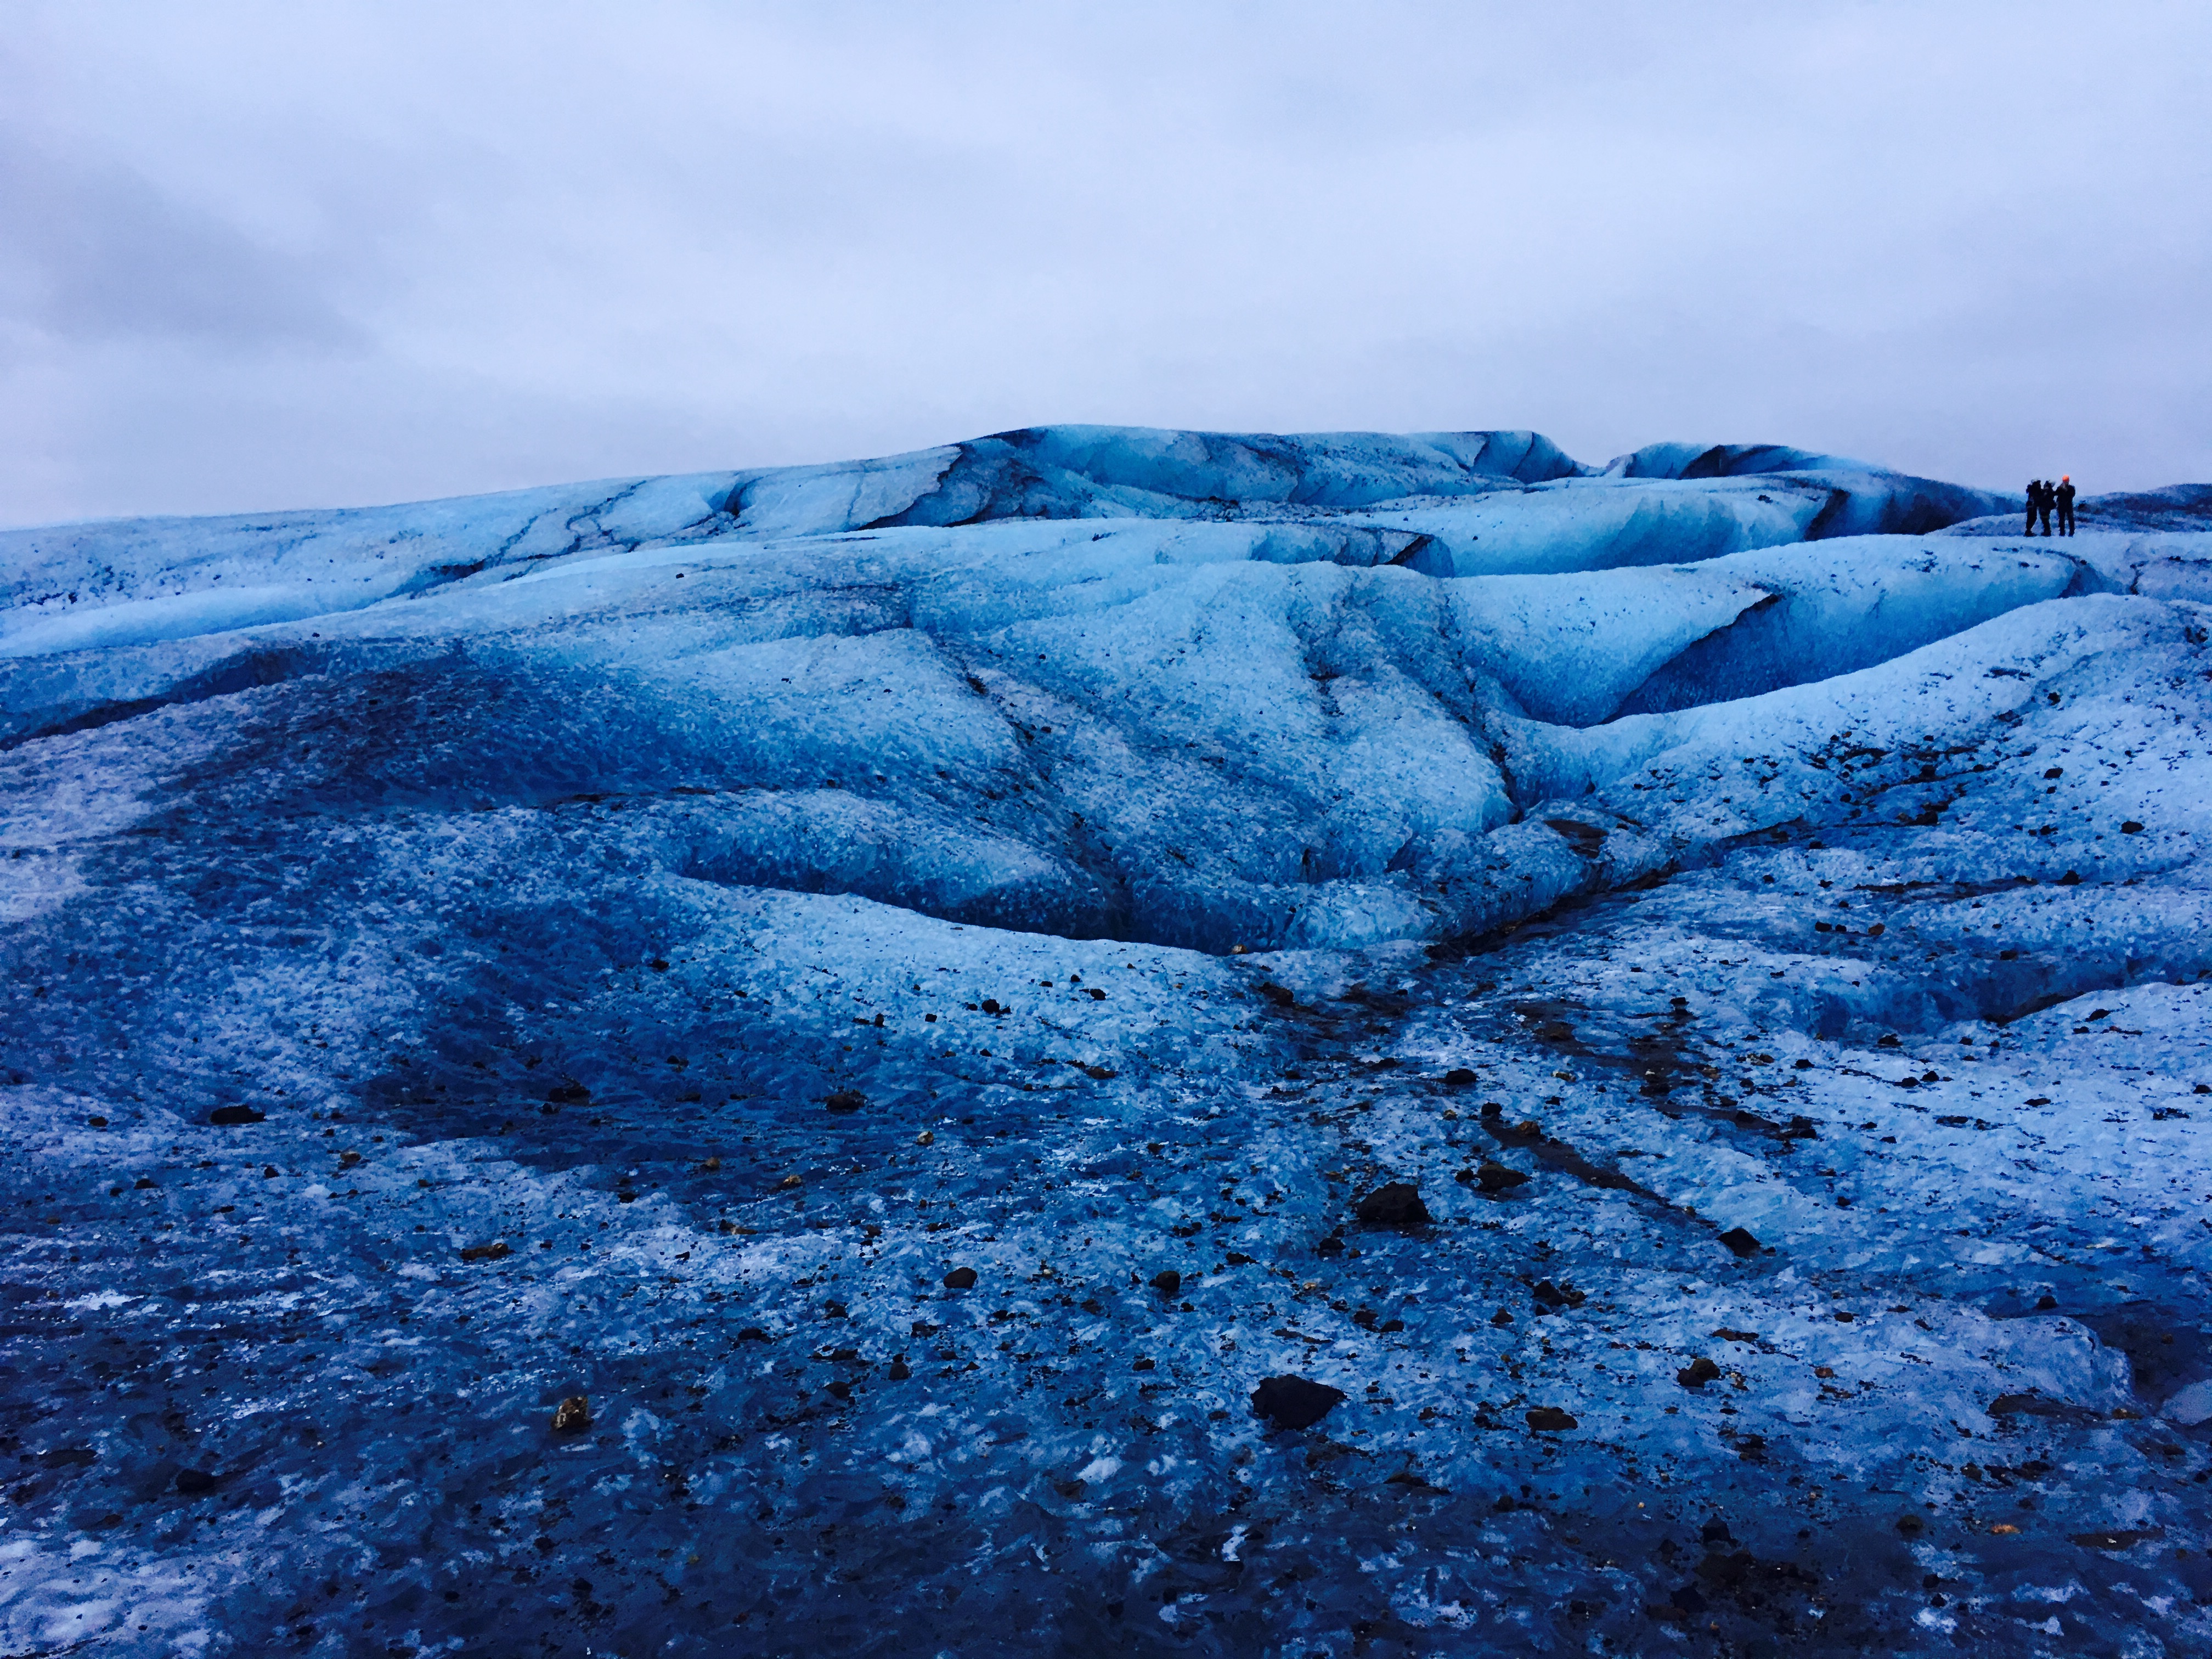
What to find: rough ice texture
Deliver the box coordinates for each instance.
[1,426,2209,1656]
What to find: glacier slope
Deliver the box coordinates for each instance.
[1,427,2210,1657]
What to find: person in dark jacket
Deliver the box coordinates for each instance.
[2024,479,2040,535]
[2056,476,2076,536]
[2036,479,2055,535]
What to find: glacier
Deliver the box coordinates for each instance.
[2,426,2209,1656]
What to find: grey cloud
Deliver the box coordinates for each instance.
[0,125,360,351]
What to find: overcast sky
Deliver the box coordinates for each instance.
[4,2,2208,526]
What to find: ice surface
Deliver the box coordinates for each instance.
[2,425,2209,1655]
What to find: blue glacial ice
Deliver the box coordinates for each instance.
[1,426,2210,1656]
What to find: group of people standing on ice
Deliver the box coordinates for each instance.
[2025,476,2076,536]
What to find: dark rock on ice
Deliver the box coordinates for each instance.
[1472,1160,1530,1194]
[1678,1356,1722,1389]
[942,1266,978,1290]
[1442,1068,1477,1087]
[822,1088,866,1113]
[1525,1406,1578,1432]
[1354,1182,1431,1227]
[2074,1529,2162,1550]
[458,1241,510,1262]
[174,1468,217,1495]
[1718,1227,1763,1258]
[1149,1269,1181,1297]
[545,1081,590,1106]
[1257,982,1296,1008]
[551,1396,591,1434]
[1251,1374,1346,1430]
[206,1105,264,1126]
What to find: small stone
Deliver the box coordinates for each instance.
[1443,1068,1477,1087]
[1475,1161,1530,1194]
[915,1129,934,1146]
[943,1266,978,1290]
[1355,1182,1431,1228]
[546,1082,590,1106]
[1491,1307,1515,1327]
[459,1241,510,1262]
[887,1358,912,1381]
[174,1468,217,1495]
[823,1089,866,1113]
[1150,1269,1182,1297]
[1531,1279,1585,1310]
[1132,1357,1155,1372]
[207,1105,264,1126]
[551,1396,591,1434]
[2073,1528,2157,1550]
[1084,1065,1117,1080]
[1524,1406,1578,1432]
[1258,982,1296,1008]
[2121,821,2145,834]
[1677,1357,1721,1390]
[1314,1233,1345,1256]
[1251,1374,1347,1430]
[737,1327,770,1342]
[86,1115,108,1128]
[1717,1227,1762,1259]
[700,1155,721,1172]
